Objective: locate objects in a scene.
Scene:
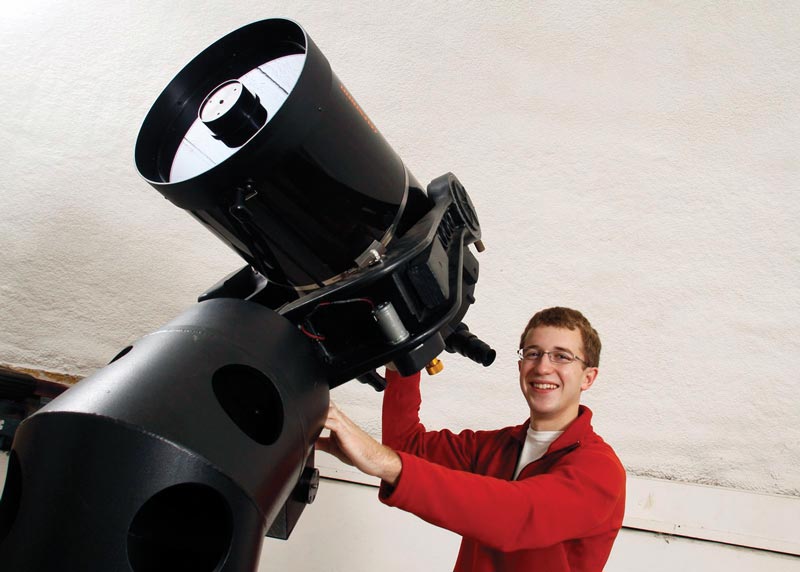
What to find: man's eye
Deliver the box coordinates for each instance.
[554,352,572,362]
[525,351,542,359]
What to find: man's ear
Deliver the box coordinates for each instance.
[581,367,598,391]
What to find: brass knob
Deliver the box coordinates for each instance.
[425,357,444,375]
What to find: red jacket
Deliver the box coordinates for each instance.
[379,370,625,572]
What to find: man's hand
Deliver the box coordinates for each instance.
[316,401,402,486]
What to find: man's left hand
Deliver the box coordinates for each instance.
[316,401,402,486]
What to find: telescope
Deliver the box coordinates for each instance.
[0,18,494,571]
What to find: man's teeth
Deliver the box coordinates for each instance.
[533,383,558,390]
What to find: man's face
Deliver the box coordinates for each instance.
[518,325,598,431]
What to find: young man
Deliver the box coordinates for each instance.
[318,307,625,571]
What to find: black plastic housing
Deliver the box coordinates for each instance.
[0,299,328,571]
[199,171,485,384]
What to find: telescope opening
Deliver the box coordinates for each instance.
[212,364,284,446]
[127,483,232,572]
[109,345,133,364]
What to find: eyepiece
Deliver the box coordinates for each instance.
[444,324,496,367]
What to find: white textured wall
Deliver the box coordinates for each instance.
[1,0,798,511]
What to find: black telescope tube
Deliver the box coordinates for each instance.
[134,18,430,292]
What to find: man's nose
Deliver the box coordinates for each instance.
[533,354,554,373]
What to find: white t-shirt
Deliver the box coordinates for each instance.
[513,426,563,480]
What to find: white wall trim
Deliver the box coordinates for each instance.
[316,458,800,556]
[624,476,799,556]
[2,452,797,556]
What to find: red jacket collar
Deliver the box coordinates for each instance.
[511,405,594,453]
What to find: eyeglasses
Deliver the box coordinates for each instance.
[517,347,587,366]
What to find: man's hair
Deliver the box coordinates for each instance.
[519,307,601,368]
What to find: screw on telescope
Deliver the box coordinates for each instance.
[294,467,320,504]
[425,357,444,375]
[229,188,253,223]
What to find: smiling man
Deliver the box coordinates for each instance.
[318,307,626,572]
